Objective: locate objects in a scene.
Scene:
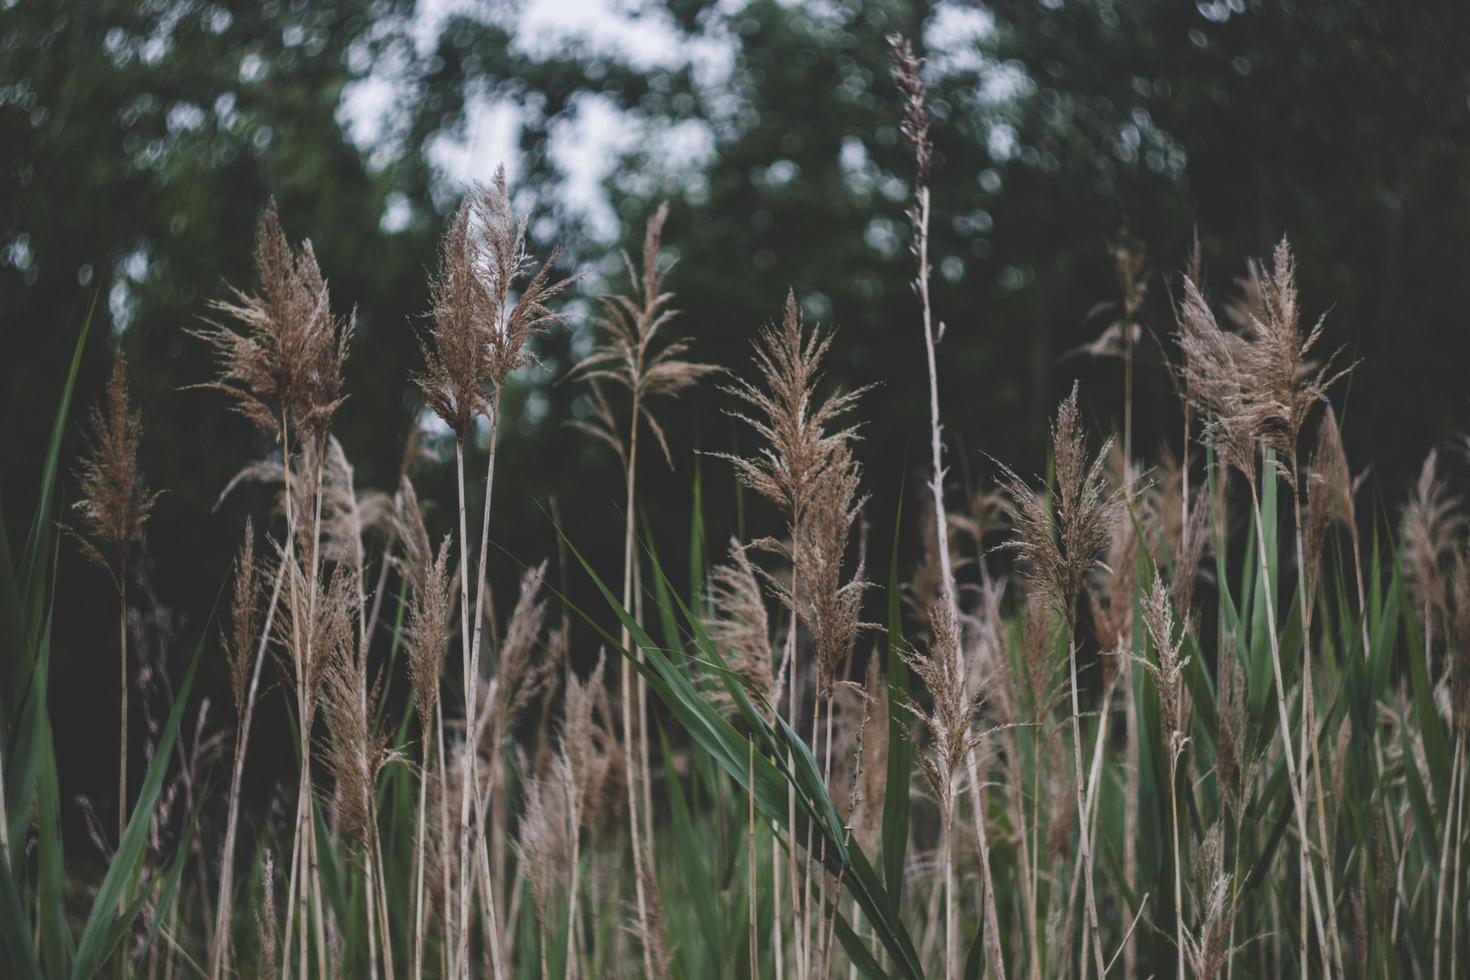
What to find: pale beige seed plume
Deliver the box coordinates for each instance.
[1305,405,1356,581]
[562,653,614,821]
[1177,275,1258,482]
[514,767,569,924]
[572,201,719,465]
[1232,241,1347,464]
[886,33,931,182]
[257,850,280,980]
[319,630,390,849]
[794,443,870,696]
[1137,572,1191,750]
[1400,449,1459,638]
[905,602,986,806]
[418,200,491,437]
[491,561,555,744]
[998,381,1120,613]
[1214,643,1249,821]
[706,538,775,708]
[271,559,354,729]
[1086,455,1138,671]
[193,200,352,440]
[318,436,390,577]
[718,291,867,526]
[1452,551,1470,735]
[474,166,575,388]
[72,350,158,581]
[1179,240,1350,482]
[225,517,261,718]
[395,477,453,737]
[848,657,889,859]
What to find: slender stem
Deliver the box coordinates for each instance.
[373,803,396,980]
[365,842,381,980]
[1246,478,1332,967]
[453,438,477,980]
[783,543,807,980]
[115,576,128,979]
[1293,487,1345,973]
[464,391,505,979]
[565,794,582,980]
[944,798,958,980]
[118,577,128,846]
[414,734,430,980]
[1170,754,1184,980]
[1450,734,1467,980]
[1064,616,1107,979]
[616,391,653,970]
[1432,734,1461,980]
[209,557,285,980]
[749,741,759,980]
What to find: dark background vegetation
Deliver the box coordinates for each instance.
[4,0,1469,852]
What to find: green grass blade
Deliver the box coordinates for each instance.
[70,634,203,980]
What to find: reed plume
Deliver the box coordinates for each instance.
[720,289,864,978]
[905,602,987,980]
[998,381,1116,979]
[572,202,715,962]
[417,166,569,980]
[72,348,157,890]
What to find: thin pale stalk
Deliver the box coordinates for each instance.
[118,578,128,846]
[616,393,653,970]
[414,742,430,980]
[1170,753,1184,980]
[466,391,506,980]
[1064,618,1107,979]
[209,557,285,979]
[437,702,454,977]
[453,438,477,980]
[1246,478,1332,968]
[365,845,381,980]
[749,741,759,980]
[116,576,129,980]
[1432,734,1461,980]
[944,799,958,980]
[1450,734,1466,980]
[373,804,396,980]
[1293,489,1345,973]
[565,799,582,980]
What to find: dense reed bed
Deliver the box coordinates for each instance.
[3,37,1468,980]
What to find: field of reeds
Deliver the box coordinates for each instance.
[3,34,1467,980]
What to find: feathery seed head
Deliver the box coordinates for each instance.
[886,34,931,181]
[72,350,157,583]
[572,201,719,466]
[225,517,260,718]
[196,200,352,440]
[1400,449,1459,636]
[707,538,775,709]
[720,291,866,525]
[1000,382,1119,613]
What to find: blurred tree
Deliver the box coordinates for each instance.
[5,0,1470,852]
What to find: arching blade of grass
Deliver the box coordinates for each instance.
[19,294,94,656]
[70,633,203,980]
